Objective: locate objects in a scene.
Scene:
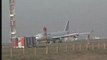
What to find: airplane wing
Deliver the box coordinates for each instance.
[52,34,77,39]
[52,32,90,39]
[64,32,90,37]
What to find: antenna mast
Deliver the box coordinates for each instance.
[9,0,17,48]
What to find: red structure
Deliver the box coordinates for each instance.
[9,0,17,48]
[43,27,48,42]
[21,37,25,46]
[12,38,18,48]
[43,27,47,33]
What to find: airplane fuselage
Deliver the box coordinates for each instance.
[35,31,68,41]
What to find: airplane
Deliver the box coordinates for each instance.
[34,21,90,43]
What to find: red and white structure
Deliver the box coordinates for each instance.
[9,0,18,48]
[17,37,25,48]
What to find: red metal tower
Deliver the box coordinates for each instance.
[9,0,17,48]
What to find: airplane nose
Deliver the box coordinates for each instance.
[35,33,45,40]
[36,35,43,40]
[36,37,39,40]
[36,36,42,40]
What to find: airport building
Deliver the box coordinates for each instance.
[12,37,36,48]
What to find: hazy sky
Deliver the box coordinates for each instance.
[2,0,107,43]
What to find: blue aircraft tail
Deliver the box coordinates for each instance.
[64,21,69,32]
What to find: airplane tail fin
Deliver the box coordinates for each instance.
[64,21,69,32]
[43,27,47,35]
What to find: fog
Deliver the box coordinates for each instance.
[2,0,107,43]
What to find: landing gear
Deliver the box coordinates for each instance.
[58,40,62,43]
[53,41,56,43]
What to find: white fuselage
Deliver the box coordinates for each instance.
[35,31,68,41]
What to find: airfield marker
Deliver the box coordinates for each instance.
[22,48,25,55]
[34,47,36,56]
[10,40,13,60]
[86,43,89,50]
[56,46,59,53]
[103,43,106,50]
[91,44,94,50]
[22,48,25,60]
[33,47,36,60]
[10,42,13,58]
[66,44,68,52]
[97,43,100,49]
[79,44,81,51]
[73,44,75,51]
[46,46,48,54]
